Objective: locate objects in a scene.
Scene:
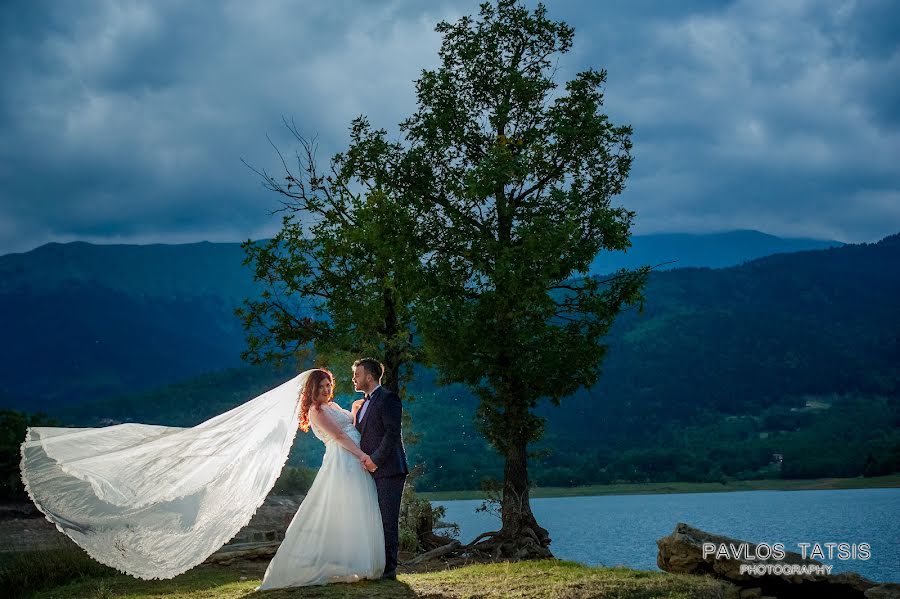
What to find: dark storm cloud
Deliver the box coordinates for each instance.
[554,0,900,240]
[0,0,456,249]
[0,0,897,254]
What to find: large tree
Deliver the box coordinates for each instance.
[237,116,421,396]
[398,0,651,557]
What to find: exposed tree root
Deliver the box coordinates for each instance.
[464,527,553,560]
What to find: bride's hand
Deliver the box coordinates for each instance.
[360,454,377,472]
[351,399,365,416]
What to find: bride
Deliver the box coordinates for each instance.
[19,367,385,586]
[257,368,384,589]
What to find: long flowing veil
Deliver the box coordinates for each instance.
[19,369,313,580]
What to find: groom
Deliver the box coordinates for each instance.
[352,357,409,580]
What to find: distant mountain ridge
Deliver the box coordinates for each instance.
[1,229,845,301]
[590,229,844,274]
[0,240,262,305]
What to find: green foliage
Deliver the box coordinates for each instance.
[475,477,503,518]
[399,465,459,553]
[0,409,58,500]
[413,2,647,440]
[271,464,317,495]
[562,395,900,485]
[404,388,900,490]
[398,527,419,554]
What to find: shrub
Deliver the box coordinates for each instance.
[271,464,317,495]
[0,546,115,599]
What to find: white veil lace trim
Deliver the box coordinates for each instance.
[19,370,312,580]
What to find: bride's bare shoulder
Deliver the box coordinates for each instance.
[312,401,344,415]
[329,401,351,414]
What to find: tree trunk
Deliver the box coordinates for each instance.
[383,353,401,394]
[381,286,401,394]
[498,437,552,558]
[468,385,553,560]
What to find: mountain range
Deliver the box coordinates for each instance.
[2,229,897,490]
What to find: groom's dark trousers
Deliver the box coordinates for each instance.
[356,386,409,576]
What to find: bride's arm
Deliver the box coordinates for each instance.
[309,405,368,460]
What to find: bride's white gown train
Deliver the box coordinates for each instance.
[20,373,312,580]
[256,401,385,590]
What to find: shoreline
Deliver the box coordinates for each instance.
[419,473,900,501]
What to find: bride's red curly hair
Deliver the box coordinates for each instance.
[298,368,335,432]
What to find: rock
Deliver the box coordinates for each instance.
[866,583,900,599]
[657,522,880,598]
[203,494,303,563]
[205,541,280,565]
[220,494,302,550]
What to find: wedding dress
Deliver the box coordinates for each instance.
[256,400,385,589]
[18,369,380,581]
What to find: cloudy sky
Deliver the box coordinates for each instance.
[1,0,898,255]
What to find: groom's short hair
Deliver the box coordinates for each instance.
[353,358,384,381]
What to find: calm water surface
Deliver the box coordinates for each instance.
[433,488,899,583]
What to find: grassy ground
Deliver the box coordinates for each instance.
[19,557,736,599]
[418,473,900,501]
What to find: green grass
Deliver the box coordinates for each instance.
[405,560,733,599]
[21,559,735,599]
[418,473,900,501]
[31,564,249,599]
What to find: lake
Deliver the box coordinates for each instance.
[432,488,900,583]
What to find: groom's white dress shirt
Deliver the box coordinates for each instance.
[358,385,381,423]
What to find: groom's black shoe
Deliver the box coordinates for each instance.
[381,570,397,580]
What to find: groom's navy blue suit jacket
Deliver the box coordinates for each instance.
[356,386,409,479]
